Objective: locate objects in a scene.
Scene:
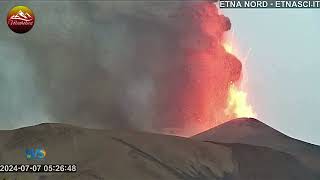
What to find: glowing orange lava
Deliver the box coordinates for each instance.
[223,40,257,119]
[224,83,256,118]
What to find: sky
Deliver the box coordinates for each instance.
[223,9,320,145]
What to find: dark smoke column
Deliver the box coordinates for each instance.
[154,2,242,135]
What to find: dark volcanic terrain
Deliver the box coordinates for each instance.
[193,118,320,177]
[0,119,318,180]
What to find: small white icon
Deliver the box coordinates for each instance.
[9,10,33,22]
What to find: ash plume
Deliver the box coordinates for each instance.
[0,1,240,134]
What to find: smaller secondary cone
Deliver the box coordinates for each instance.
[193,117,320,176]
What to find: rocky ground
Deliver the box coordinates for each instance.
[0,118,318,180]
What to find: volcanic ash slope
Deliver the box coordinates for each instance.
[193,118,320,177]
[0,122,317,180]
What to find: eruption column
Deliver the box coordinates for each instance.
[157,2,244,134]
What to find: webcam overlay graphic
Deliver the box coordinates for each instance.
[6,5,35,34]
[25,147,46,160]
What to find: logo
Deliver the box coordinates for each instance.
[25,147,46,160]
[7,5,35,34]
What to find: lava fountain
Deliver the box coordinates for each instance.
[155,2,256,135]
[223,39,257,120]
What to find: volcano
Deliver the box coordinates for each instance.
[0,121,319,179]
[193,118,320,176]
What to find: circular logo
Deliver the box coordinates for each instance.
[7,5,35,34]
